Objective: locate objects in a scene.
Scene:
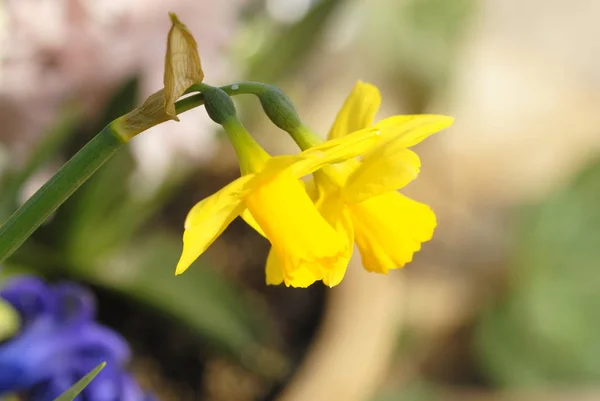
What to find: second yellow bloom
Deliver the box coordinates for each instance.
[266,82,453,285]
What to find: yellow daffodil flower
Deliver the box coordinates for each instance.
[175,117,381,288]
[265,81,454,285]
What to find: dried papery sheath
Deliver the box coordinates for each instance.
[112,89,171,141]
[164,12,204,120]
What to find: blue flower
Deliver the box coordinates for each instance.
[0,276,155,401]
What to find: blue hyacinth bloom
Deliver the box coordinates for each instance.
[0,276,155,401]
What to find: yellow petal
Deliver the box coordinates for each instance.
[164,13,204,120]
[374,114,454,148]
[287,127,381,179]
[314,189,354,287]
[249,127,378,185]
[304,176,319,201]
[265,247,284,285]
[343,147,421,203]
[265,248,322,288]
[348,191,436,274]
[328,81,381,140]
[284,265,323,288]
[240,208,266,237]
[244,169,347,284]
[175,176,252,275]
[341,114,453,202]
[265,179,355,288]
[242,176,315,238]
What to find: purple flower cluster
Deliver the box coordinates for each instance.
[0,276,155,401]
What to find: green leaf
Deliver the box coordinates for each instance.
[53,362,106,401]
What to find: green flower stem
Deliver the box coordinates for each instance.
[0,82,270,264]
[188,81,269,97]
[198,82,323,150]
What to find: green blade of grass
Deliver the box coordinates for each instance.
[53,362,106,401]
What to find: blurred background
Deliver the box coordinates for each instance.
[1,0,600,400]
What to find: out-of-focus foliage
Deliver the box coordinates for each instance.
[371,382,440,401]
[367,0,474,83]
[366,0,475,111]
[0,105,84,221]
[245,0,343,82]
[476,156,600,386]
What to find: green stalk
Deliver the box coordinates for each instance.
[188,81,269,97]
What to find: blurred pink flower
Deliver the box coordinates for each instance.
[0,0,246,183]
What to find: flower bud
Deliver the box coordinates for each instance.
[202,86,237,125]
[257,85,304,133]
[257,85,323,150]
